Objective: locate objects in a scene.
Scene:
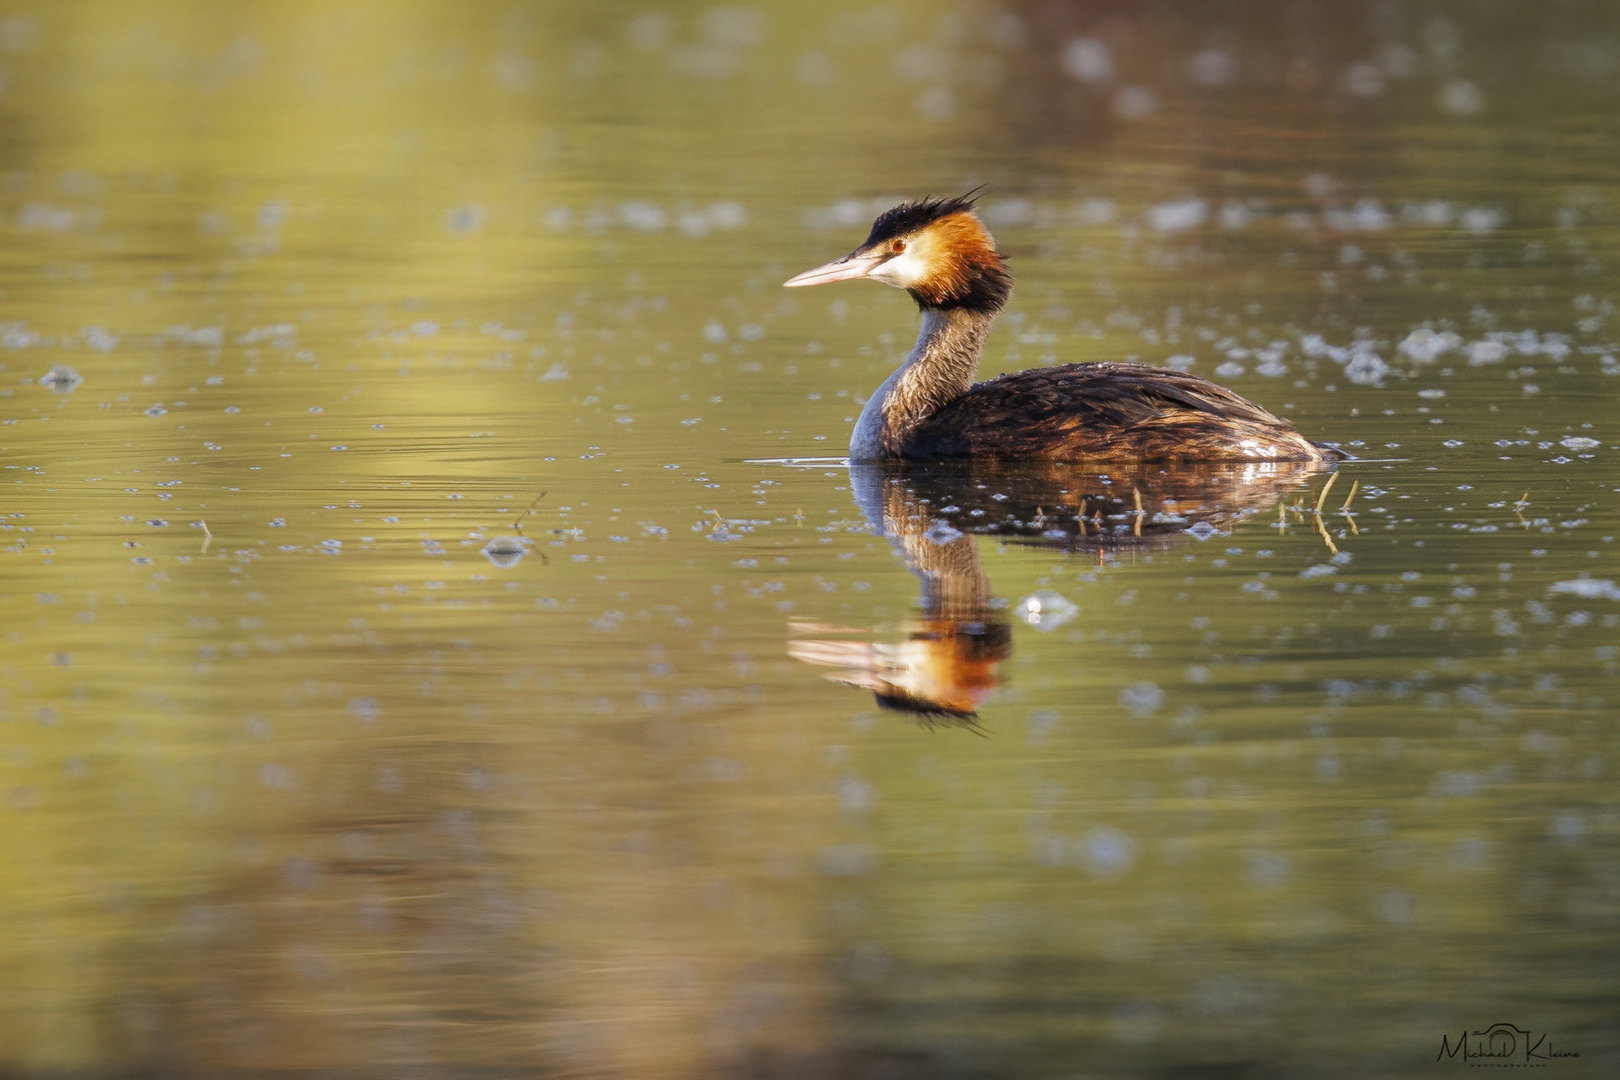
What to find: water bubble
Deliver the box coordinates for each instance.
[1118,680,1165,717]
[1073,197,1116,226]
[1341,62,1385,97]
[257,200,287,228]
[1083,826,1138,878]
[1377,890,1416,924]
[1121,85,1159,118]
[1327,199,1390,231]
[814,843,877,876]
[1254,357,1287,377]
[483,536,531,568]
[1248,852,1291,889]
[81,326,117,351]
[3,322,43,347]
[1549,579,1620,601]
[1433,771,1483,797]
[914,85,956,122]
[706,200,746,230]
[1550,813,1585,842]
[1344,348,1388,385]
[669,42,742,80]
[1183,521,1218,541]
[797,49,834,86]
[1189,48,1235,86]
[260,763,293,789]
[834,773,877,814]
[1061,37,1112,83]
[618,201,665,231]
[894,42,949,83]
[446,204,484,232]
[923,520,964,546]
[1438,79,1484,115]
[701,6,765,49]
[1218,202,1252,229]
[1146,197,1207,232]
[1017,589,1077,631]
[626,11,672,51]
[1111,1000,1162,1044]
[988,13,1027,51]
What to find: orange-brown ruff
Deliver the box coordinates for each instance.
[784,194,1336,463]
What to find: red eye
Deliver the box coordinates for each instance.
[891,239,907,254]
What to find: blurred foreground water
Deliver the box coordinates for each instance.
[1,2,1617,1077]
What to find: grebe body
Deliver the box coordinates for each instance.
[786,194,1335,464]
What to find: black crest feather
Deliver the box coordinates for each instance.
[858,188,1010,313]
[862,190,984,248]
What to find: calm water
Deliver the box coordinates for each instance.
[1,3,1617,1077]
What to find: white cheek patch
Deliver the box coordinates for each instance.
[870,251,927,289]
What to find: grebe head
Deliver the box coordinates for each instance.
[784,193,1011,313]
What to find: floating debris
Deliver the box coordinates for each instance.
[38,364,83,392]
[1313,472,1340,514]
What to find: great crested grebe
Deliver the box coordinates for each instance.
[785,193,1337,463]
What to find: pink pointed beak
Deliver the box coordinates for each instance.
[783,251,884,288]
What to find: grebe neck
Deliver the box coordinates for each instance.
[849,306,996,459]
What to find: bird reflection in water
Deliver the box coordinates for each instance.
[790,460,1334,725]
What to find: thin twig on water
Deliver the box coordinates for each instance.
[1313,471,1340,515]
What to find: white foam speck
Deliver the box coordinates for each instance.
[1146,197,1207,233]
[1398,328,1460,363]
[1061,37,1113,83]
[1549,579,1620,600]
[1439,79,1484,115]
[1113,85,1157,119]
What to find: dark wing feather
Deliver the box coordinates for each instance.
[905,363,1328,462]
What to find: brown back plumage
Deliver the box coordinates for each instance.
[903,362,1336,462]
